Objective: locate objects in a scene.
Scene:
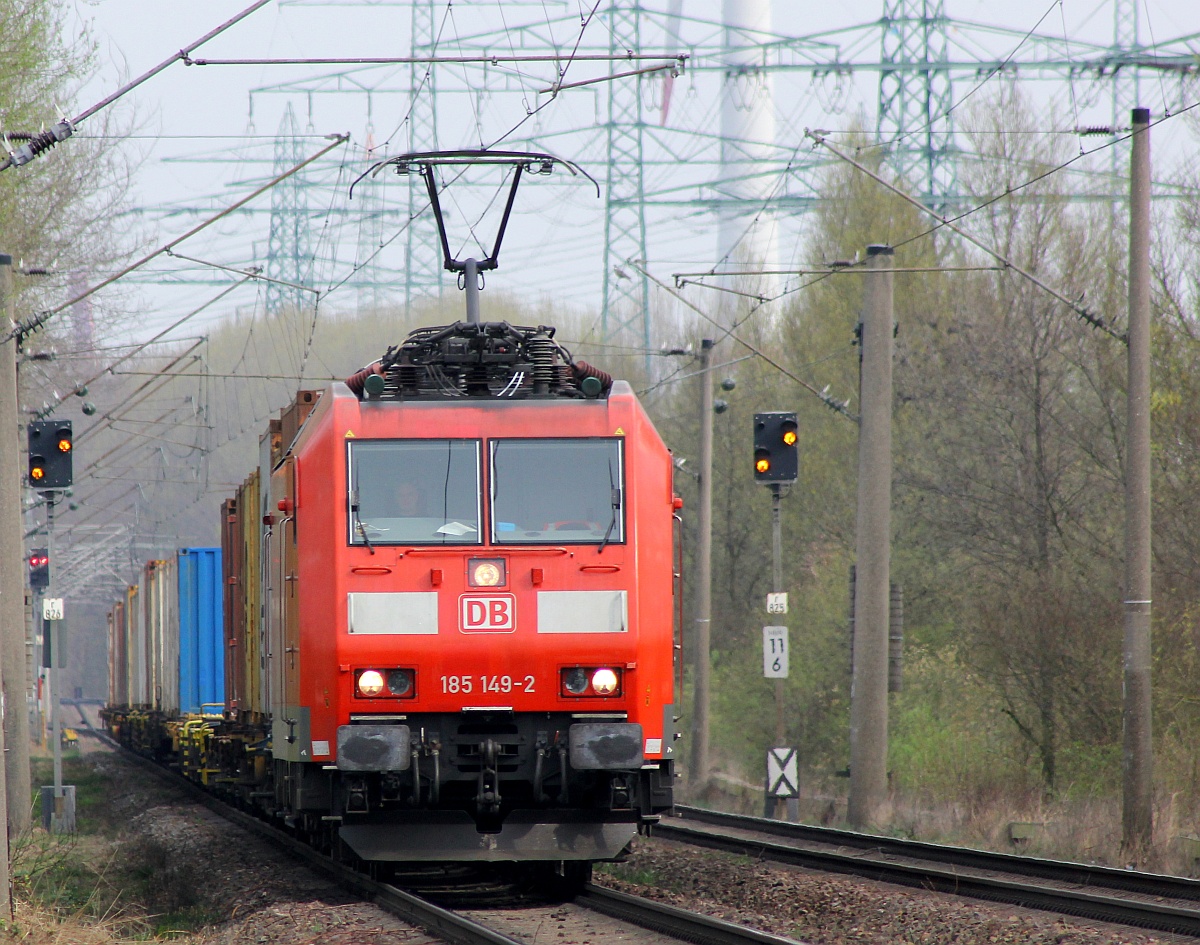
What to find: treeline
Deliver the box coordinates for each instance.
[656,93,1200,820]
[54,85,1200,833]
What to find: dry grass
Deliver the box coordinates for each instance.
[1,898,145,945]
[693,774,1200,874]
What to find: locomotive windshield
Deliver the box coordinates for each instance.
[348,439,482,545]
[490,438,624,545]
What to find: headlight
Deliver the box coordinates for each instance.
[357,669,385,698]
[468,557,506,587]
[591,668,619,695]
[387,669,413,696]
[561,666,622,697]
[562,667,589,694]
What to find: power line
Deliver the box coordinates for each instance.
[809,129,1129,340]
[7,135,350,345]
[633,260,857,421]
[184,53,686,67]
[0,0,273,172]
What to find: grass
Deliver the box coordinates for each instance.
[7,751,218,943]
[597,861,669,889]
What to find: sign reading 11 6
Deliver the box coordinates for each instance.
[763,626,789,678]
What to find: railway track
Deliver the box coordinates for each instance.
[666,804,1200,937]
[83,726,803,945]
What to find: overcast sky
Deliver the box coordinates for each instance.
[63,0,1200,346]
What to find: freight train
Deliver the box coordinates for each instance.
[104,319,680,886]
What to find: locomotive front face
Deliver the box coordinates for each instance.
[279,382,676,862]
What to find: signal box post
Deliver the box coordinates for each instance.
[27,420,74,833]
[40,498,73,833]
[753,411,799,819]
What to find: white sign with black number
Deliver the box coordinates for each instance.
[767,747,798,798]
[763,625,788,678]
[766,592,788,614]
[42,598,63,621]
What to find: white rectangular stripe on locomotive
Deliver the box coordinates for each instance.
[347,592,438,634]
[346,589,628,634]
[536,590,627,633]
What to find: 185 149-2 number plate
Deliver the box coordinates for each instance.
[440,674,536,694]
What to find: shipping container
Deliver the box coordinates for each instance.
[221,496,244,714]
[244,472,265,720]
[125,584,143,705]
[177,547,223,714]
[108,599,127,705]
[141,559,174,710]
[223,474,266,722]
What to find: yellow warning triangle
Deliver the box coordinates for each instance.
[345,430,356,438]
[614,427,625,436]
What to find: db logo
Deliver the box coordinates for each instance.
[460,595,516,632]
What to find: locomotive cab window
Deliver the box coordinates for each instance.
[490,438,624,545]
[348,439,482,545]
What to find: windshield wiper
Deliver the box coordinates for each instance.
[351,488,375,555]
[598,458,621,553]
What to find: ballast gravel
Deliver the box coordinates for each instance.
[596,837,1190,945]
[67,746,1190,945]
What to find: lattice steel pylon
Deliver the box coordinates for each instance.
[1112,0,1141,121]
[877,0,956,205]
[1109,0,1141,176]
[601,1,651,353]
[265,103,314,315]
[406,0,443,314]
[356,121,385,315]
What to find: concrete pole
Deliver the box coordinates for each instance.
[0,255,28,840]
[772,484,784,752]
[48,500,62,807]
[690,338,715,793]
[764,483,797,820]
[0,256,17,912]
[1122,106,1153,852]
[848,245,894,831]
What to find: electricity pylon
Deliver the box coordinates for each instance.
[406,0,443,312]
[601,2,651,350]
[125,1,1200,349]
[265,103,314,315]
[877,0,956,204]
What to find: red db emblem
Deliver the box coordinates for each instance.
[460,595,516,632]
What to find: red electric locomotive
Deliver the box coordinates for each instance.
[215,319,679,879]
[111,150,679,883]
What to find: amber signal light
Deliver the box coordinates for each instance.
[468,557,506,587]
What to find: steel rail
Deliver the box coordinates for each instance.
[667,807,1200,937]
[91,731,524,945]
[82,728,804,945]
[675,805,1200,900]
[578,885,803,945]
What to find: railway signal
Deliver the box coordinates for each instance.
[753,412,798,483]
[27,420,72,489]
[28,550,48,590]
[752,411,799,819]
